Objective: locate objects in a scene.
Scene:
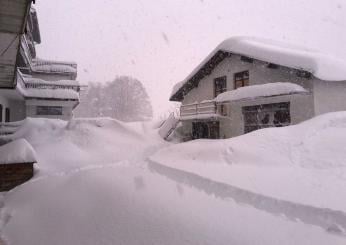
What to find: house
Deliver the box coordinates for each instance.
[170,37,346,140]
[0,2,80,124]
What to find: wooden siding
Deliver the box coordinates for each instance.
[0,162,34,191]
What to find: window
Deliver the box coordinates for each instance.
[242,102,291,133]
[36,106,63,116]
[234,71,249,89]
[214,76,227,97]
[0,104,2,122]
[5,108,10,122]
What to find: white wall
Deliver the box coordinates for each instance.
[25,99,76,121]
[313,79,346,115]
[182,54,313,105]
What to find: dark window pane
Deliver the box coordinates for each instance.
[5,108,10,122]
[214,76,227,97]
[36,106,63,116]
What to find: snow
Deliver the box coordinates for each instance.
[150,112,346,213]
[0,139,37,164]
[32,58,77,74]
[1,115,346,244]
[171,36,346,98]
[215,82,308,102]
[19,87,79,100]
[22,75,80,87]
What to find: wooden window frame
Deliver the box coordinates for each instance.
[234,70,249,89]
[214,76,227,98]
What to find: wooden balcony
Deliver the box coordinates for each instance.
[180,101,218,120]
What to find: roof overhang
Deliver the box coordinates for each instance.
[170,36,346,102]
[170,50,231,101]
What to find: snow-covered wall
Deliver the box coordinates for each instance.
[181,54,313,105]
[313,80,346,115]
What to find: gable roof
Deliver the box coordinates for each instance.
[170,36,346,101]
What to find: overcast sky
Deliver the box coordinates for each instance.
[34,0,346,116]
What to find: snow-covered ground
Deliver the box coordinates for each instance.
[151,112,346,212]
[1,114,346,244]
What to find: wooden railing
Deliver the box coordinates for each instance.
[180,101,217,118]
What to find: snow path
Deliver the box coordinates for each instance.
[2,164,346,245]
[148,160,346,235]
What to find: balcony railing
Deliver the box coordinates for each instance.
[180,101,217,119]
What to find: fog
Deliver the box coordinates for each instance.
[34,0,346,116]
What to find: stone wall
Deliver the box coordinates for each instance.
[0,163,34,191]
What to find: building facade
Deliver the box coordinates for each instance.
[170,37,346,140]
[0,2,80,123]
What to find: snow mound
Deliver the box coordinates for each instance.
[150,112,346,211]
[0,139,37,164]
[215,82,308,102]
[6,117,163,176]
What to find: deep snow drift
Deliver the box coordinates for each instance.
[151,112,346,212]
[5,117,164,176]
[1,115,346,245]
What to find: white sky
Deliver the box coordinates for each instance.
[34,0,346,116]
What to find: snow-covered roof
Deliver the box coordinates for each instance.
[0,139,37,164]
[21,88,80,100]
[22,75,80,87]
[215,82,308,103]
[32,58,77,74]
[171,36,346,101]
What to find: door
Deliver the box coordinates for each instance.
[192,122,209,139]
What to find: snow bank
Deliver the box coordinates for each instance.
[215,82,308,102]
[150,112,346,212]
[171,36,346,98]
[5,117,164,176]
[0,139,37,164]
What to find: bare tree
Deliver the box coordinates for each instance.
[74,76,153,121]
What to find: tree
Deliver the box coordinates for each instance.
[74,76,153,122]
